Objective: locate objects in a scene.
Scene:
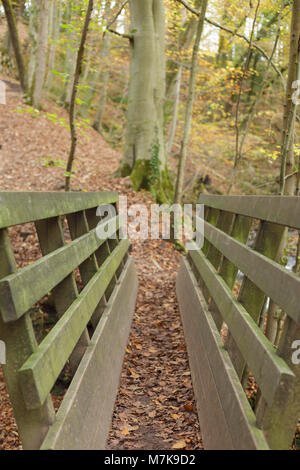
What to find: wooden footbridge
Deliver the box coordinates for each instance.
[0,192,299,450]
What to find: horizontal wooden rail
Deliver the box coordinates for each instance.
[0,217,120,322]
[0,191,137,450]
[0,191,118,229]
[40,256,138,450]
[18,239,129,410]
[199,217,300,324]
[189,246,295,406]
[178,194,300,449]
[199,195,300,230]
[177,260,269,450]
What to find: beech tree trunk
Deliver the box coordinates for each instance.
[32,0,49,108]
[1,0,27,93]
[120,0,166,191]
[46,0,61,89]
[65,0,94,192]
[174,0,208,204]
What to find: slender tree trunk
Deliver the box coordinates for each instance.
[81,0,112,120]
[174,0,208,204]
[166,64,182,156]
[28,0,38,92]
[238,3,283,164]
[93,65,110,132]
[46,0,61,89]
[1,0,27,93]
[120,0,166,191]
[32,0,49,108]
[265,0,300,344]
[65,0,94,192]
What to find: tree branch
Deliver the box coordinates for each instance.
[175,0,286,89]
[106,0,129,31]
[107,27,133,40]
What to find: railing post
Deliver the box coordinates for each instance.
[35,216,90,374]
[0,229,55,450]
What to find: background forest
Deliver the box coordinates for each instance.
[0,0,297,201]
[0,0,300,451]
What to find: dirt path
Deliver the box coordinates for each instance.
[0,82,202,450]
[107,231,203,450]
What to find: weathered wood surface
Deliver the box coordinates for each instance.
[0,191,118,229]
[0,229,55,450]
[256,318,300,449]
[19,239,130,410]
[176,259,269,450]
[40,256,138,450]
[0,217,120,322]
[201,218,300,324]
[35,215,90,377]
[189,246,295,406]
[199,195,300,229]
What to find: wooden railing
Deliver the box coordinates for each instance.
[0,191,138,450]
[177,195,300,450]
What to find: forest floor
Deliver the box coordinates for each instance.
[0,78,202,450]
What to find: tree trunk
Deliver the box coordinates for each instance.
[32,0,49,108]
[65,0,94,192]
[93,65,110,133]
[1,0,27,93]
[28,0,38,92]
[46,0,61,89]
[166,63,182,156]
[120,0,166,192]
[82,0,112,121]
[174,0,209,204]
[265,0,300,344]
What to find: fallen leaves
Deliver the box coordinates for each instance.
[172,440,186,450]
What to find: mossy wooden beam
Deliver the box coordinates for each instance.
[200,218,300,324]
[67,211,106,330]
[0,229,55,449]
[176,259,269,450]
[225,221,285,377]
[189,246,295,407]
[257,318,300,449]
[40,256,138,450]
[18,239,130,410]
[199,195,300,230]
[219,215,252,289]
[204,210,235,331]
[35,216,90,375]
[0,217,120,322]
[0,191,118,229]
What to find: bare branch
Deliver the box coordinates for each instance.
[107,28,133,40]
[106,0,129,32]
[175,0,286,89]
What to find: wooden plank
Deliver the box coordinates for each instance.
[189,247,295,406]
[0,229,55,450]
[199,195,300,230]
[40,256,138,450]
[257,318,300,449]
[205,211,235,331]
[176,259,269,450]
[225,221,285,378]
[67,211,106,330]
[18,239,130,410]
[66,211,99,285]
[0,191,118,229]
[219,215,252,289]
[201,219,300,324]
[0,217,120,322]
[35,216,90,376]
